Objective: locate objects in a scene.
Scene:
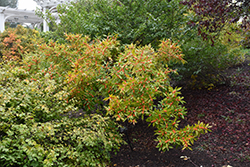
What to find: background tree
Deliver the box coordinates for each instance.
[180,0,250,42]
[50,0,189,48]
[0,0,18,8]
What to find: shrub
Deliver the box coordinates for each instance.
[0,25,43,62]
[171,23,246,89]
[219,23,245,64]
[61,34,211,151]
[16,33,210,152]
[239,23,250,49]
[40,31,67,44]
[39,0,188,48]
[21,34,120,112]
[0,63,123,167]
[104,41,211,151]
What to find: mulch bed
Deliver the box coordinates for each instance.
[109,61,250,167]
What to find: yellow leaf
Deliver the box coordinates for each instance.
[180,156,190,161]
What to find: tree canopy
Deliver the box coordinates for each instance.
[52,0,188,48]
[0,0,18,8]
[181,0,250,41]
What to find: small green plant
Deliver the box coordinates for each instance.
[197,113,206,118]
[221,115,233,123]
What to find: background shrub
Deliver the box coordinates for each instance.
[40,0,188,48]
[239,23,250,49]
[170,22,246,88]
[40,31,67,44]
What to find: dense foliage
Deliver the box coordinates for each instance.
[173,22,246,88]
[181,0,250,42]
[241,24,250,49]
[1,0,248,165]
[0,0,18,8]
[0,25,43,62]
[0,63,123,167]
[0,28,212,165]
[41,0,188,48]
[26,33,210,151]
[39,0,247,88]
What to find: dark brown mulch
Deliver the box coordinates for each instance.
[109,61,250,167]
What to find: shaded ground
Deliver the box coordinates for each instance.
[109,60,250,167]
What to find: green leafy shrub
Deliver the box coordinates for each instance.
[40,0,188,48]
[0,63,123,167]
[178,36,230,87]
[239,23,250,49]
[40,31,67,44]
[104,41,211,151]
[219,23,245,64]
[171,23,245,89]
[0,25,43,62]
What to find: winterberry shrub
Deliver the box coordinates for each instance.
[0,25,43,62]
[21,34,120,112]
[19,33,210,151]
[0,62,123,167]
[103,41,211,150]
[64,34,211,151]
